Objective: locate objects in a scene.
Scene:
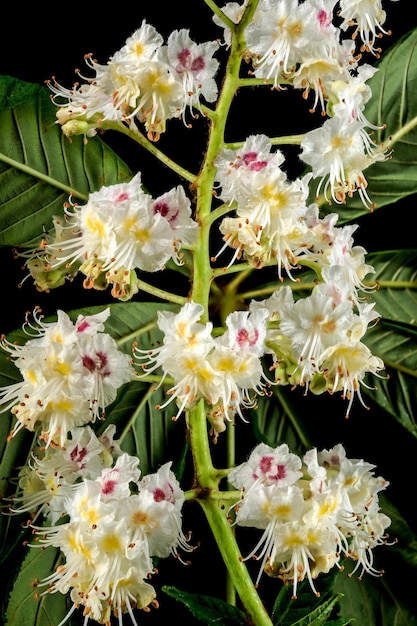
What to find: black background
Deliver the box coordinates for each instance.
[1,3,417,625]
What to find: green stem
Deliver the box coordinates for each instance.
[206,202,236,227]
[212,261,262,279]
[239,277,417,300]
[191,1,260,313]
[136,278,187,305]
[187,400,217,490]
[377,280,417,289]
[387,115,417,147]
[239,282,317,301]
[103,122,197,183]
[217,267,255,324]
[203,0,236,29]
[224,267,254,294]
[270,134,305,146]
[225,133,305,149]
[226,422,236,489]
[185,4,273,624]
[237,76,293,89]
[198,497,273,626]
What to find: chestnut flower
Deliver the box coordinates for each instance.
[48,19,220,141]
[28,450,192,626]
[20,173,198,300]
[133,302,271,429]
[0,308,134,446]
[7,425,121,524]
[229,442,391,598]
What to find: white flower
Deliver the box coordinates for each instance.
[134,301,272,424]
[300,114,387,208]
[245,0,312,80]
[24,173,198,299]
[214,134,285,206]
[74,308,111,335]
[137,462,192,559]
[279,288,355,383]
[160,351,224,418]
[0,309,134,446]
[212,1,249,46]
[30,454,190,626]
[132,60,184,140]
[48,79,123,139]
[96,453,141,500]
[134,302,214,378]
[208,345,266,421]
[228,442,303,493]
[217,308,269,357]
[339,0,393,56]
[229,442,391,597]
[319,340,385,416]
[215,139,312,279]
[8,426,114,523]
[152,185,199,248]
[48,20,185,141]
[327,63,380,127]
[78,332,135,417]
[292,53,347,114]
[115,20,164,70]
[160,29,220,117]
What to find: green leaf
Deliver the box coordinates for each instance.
[368,249,417,324]
[355,250,417,437]
[0,75,43,111]
[272,565,341,626]
[363,314,417,438]
[4,545,75,626]
[162,585,247,625]
[274,591,344,626]
[379,494,417,569]
[0,429,34,564]
[334,561,417,626]
[0,324,37,560]
[320,27,417,220]
[0,302,184,624]
[100,379,187,477]
[0,76,132,248]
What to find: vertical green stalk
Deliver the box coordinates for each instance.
[198,498,273,626]
[187,2,274,625]
[191,0,260,316]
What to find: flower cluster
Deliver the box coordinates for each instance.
[22,173,199,299]
[133,302,270,434]
[213,130,387,281]
[0,308,134,446]
[48,21,220,141]
[8,424,121,524]
[20,428,191,626]
[252,262,385,416]
[214,133,315,279]
[46,1,392,208]
[134,266,384,430]
[215,0,391,208]
[228,442,391,598]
